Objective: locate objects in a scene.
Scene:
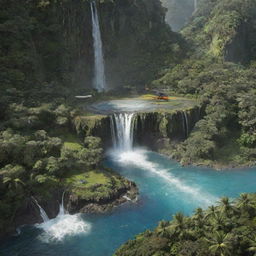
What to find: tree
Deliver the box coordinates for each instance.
[206,231,233,256]
[248,236,256,256]
[237,193,255,216]
[168,212,190,240]
[205,205,218,220]
[218,197,237,217]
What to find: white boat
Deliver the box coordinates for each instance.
[75,95,92,99]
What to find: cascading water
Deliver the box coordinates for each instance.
[184,112,189,138]
[90,1,106,92]
[109,111,215,206]
[181,111,189,138]
[59,191,65,215]
[32,197,49,222]
[110,113,135,151]
[32,193,91,241]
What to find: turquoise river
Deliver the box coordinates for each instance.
[1,148,256,256]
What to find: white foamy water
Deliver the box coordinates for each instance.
[111,113,135,151]
[37,213,91,242]
[34,194,91,242]
[110,149,217,206]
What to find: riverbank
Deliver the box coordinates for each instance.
[114,193,256,256]
[159,135,256,171]
[0,168,138,239]
[2,143,256,256]
[74,96,256,171]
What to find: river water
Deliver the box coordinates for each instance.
[1,148,256,256]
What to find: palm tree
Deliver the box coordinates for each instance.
[169,212,190,240]
[206,231,233,256]
[192,208,206,228]
[218,197,237,217]
[248,236,256,256]
[205,205,218,220]
[193,208,204,220]
[211,212,227,231]
[3,177,25,189]
[237,193,254,216]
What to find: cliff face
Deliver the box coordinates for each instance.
[100,0,174,89]
[182,0,256,64]
[74,106,201,150]
[134,107,201,150]
[0,0,185,92]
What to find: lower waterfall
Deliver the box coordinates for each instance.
[33,194,91,241]
[182,111,189,139]
[110,113,135,151]
[32,197,49,222]
[109,111,216,206]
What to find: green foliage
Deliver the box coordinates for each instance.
[115,194,256,256]
[152,4,256,165]
[182,0,256,63]
[0,120,103,234]
[65,169,132,202]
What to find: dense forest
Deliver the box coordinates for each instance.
[115,193,256,256]
[154,0,256,168]
[1,0,256,255]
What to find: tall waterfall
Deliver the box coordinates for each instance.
[32,197,49,222]
[110,113,135,151]
[90,1,106,92]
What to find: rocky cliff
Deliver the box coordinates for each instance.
[182,0,256,64]
[73,106,202,150]
[0,0,185,93]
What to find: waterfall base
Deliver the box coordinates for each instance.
[36,212,91,242]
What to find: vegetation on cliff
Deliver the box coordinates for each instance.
[151,0,256,168]
[115,193,256,256]
[0,99,137,236]
[0,0,186,93]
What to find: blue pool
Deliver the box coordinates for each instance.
[1,149,256,256]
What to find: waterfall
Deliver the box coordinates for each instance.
[110,113,135,151]
[33,193,91,241]
[32,197,49,222]
[59,191,65,215]
[184,112,189,138]
[181,112,189,139]
[90,1,106,92]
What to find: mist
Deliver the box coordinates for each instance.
[161,0,195,31]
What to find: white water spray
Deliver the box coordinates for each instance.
[112,149,217,206]
[33,193,91,242]
[90,1,106,92]
[110,112,216,207]
[111,113,135,151]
